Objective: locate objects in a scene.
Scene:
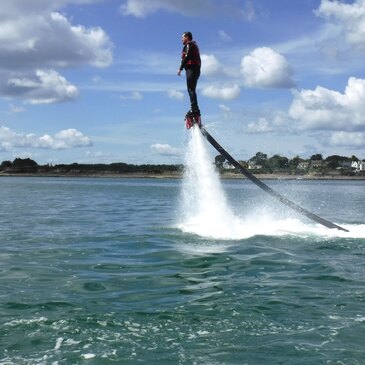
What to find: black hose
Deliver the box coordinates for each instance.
[200,126,349,232]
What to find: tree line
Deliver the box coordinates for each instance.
[0,158,183,175]
[0,153,364,176]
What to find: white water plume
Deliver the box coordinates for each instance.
[177,126,241,239]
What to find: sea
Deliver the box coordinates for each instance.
[1,126,364,365]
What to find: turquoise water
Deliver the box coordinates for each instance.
[1,175,364,364]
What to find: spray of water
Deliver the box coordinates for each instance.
[177,126,241,239]
[177,125,361,241]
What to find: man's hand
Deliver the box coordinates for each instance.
[177,69,181,76]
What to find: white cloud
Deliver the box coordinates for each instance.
[247,117,274,134]
[241,47,295,88]
[120,0,215,18]
[329,131,365,147]
[201,84,240,100]
[150,143,181,157]
[51,129,92,149]
[4,69,79,104]
[0,126,92,151]
[289,77,365,130]
[241,0,257,22]
[119,0,253,19]
[0,1,103,18]
[8,104,25,113]
[0,9,112,70]
[0,0,113,103]
[201,54,223,77]
[218,30,232,42]
[167,89,184,101]
[316,0,365,51]
[120,91,143,100]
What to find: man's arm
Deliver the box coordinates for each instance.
[178,44,191,72]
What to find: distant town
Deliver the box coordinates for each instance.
[218,152,365,177]
[0,153,364,178]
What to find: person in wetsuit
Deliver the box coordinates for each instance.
[177,31,201,117]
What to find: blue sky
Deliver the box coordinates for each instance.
[1,0,365,165]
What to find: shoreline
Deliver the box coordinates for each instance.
[1,171,365,180]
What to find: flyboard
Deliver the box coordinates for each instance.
[184,114,349,232]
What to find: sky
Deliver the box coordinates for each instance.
[1,0,365,165]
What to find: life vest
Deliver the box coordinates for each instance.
[181,41,201,67]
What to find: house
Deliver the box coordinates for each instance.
[351,160,365,171]
[222,161,235,169]
[248,161,262,170]
[311,160,323,168]
[297,161,309,170]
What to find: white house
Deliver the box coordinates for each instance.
[297,161,309,170]
[248,161,263,170]
[223,161,235,169]
[351,161,365,171]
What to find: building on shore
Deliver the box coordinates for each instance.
[351,160,365,172]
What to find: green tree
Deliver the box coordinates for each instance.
[12,158,38,173]
[325,155,350,169]
[310,153,323,161]
[289,155,304,169]
[266,155,289,170]
[214,154,225,169]
[250,152,268,166]
[0,160,12,170]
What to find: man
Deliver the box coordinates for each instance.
[178,31,201,118]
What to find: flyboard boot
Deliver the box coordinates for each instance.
[185,110,202,129]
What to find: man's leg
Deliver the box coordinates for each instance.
[186,68,200,114]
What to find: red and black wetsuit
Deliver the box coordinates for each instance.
[179,41,201,115]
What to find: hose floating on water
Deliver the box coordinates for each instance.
[199,126,349,233]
